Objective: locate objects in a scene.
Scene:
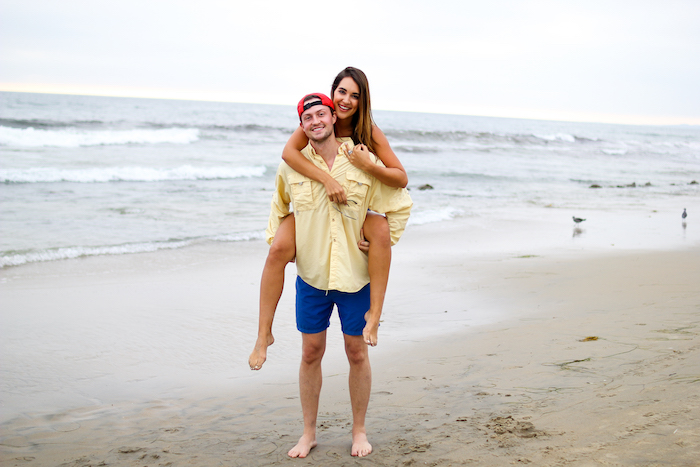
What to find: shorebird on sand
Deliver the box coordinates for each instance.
[682,208,687,219]
[572,216,586,224]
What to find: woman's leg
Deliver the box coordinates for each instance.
[360,212,391,347]
[249,214,296,370]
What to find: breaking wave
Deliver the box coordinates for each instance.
[1,231,265,268]
[0,125,200,147]
[1,165,267,183]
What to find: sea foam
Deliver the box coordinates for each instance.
[408,207,463,225]
[0,126,200,147]
[533,133,576,143]
[1,231,265,268]
[1,165,267,183]
[0,241,192,268]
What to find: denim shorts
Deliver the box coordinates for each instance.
[295,276,370,336]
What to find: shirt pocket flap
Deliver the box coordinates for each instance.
[345,170,372,188]
[287,172,314,211]
[287,172,312,185]
[344,170,371,206]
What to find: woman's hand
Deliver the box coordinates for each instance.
[345,144,372,172]
[357,228,370,253]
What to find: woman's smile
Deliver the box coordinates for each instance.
[333,77,360,119]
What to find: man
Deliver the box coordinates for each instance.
[265,93,412,458]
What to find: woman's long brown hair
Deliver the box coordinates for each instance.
[331,67,375,154]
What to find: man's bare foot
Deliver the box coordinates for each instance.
[351,431,372,457]
[288,434,317,458]
[248,334,274,370]
[362,311,379,346]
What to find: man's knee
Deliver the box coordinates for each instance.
[301,338,325,364]
[345,338,369,366]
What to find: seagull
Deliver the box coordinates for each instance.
[572,216,586,224]
[682,208,687,219]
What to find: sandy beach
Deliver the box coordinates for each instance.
[1,216,699,466]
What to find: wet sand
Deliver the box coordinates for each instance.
[1,220,699,466]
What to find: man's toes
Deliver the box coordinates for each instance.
[352,440,372,457]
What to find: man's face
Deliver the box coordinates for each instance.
[300,100,336,143]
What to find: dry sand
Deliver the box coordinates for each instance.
[1,222,699,466]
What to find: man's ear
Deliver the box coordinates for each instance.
[331,112,337,125]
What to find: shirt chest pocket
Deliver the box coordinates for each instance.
[344,170,371,212]
[287,172,315,212]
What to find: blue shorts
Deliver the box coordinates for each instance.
[295,276,370,336]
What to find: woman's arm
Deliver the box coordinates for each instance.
[282,126,347,204]
[346,126,408,188]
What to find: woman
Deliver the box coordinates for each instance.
[249,67,407,370]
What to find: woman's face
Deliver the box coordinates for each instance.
[333,77,360,121]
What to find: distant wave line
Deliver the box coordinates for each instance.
[2,119,594,147]
[0,119,292,135]
[0,118,104,129]
[1,165,267,183]
[0,125,200,147]
[385,128,597,144]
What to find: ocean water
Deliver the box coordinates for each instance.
[1,91,699,268]
[1,92,700,422]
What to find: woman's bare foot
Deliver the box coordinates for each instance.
[288,433,317,458]
[362,311,379,346]
[248,334,274,370]
[351,431,372,457]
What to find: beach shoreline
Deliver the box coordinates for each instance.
[2,214,699,466]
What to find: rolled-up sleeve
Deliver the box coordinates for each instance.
[265,164,292,245]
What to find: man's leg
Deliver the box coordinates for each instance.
[344,333,373,457]
[288,330,327,458]
[249,214,295,370]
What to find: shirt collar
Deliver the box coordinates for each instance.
[306,140,349,162]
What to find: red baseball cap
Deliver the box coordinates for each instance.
[297,93,335,119]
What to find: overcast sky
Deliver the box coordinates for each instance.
[1,0,699,125]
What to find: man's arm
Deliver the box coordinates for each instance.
[265,164,292,245]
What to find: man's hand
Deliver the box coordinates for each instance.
[357,228,370,253]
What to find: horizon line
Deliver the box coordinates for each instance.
[1,84,698,127]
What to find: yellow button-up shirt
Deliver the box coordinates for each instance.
[266,138,412,293]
